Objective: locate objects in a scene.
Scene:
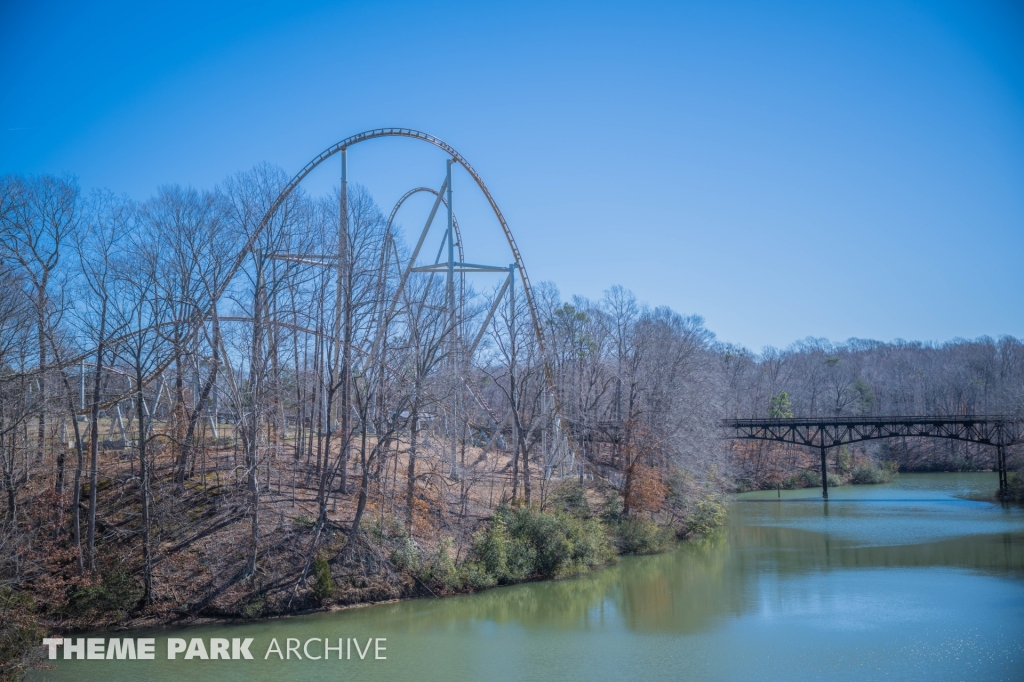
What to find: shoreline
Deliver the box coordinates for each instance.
[42,472,1016,639]
[45,534,683,637]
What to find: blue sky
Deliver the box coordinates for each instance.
[2,0,1022,351]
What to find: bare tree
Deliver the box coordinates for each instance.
[0,174,78,474]
[74,191,131,571]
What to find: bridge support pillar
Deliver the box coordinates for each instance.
[997,444,1007,498]
[820,441,829,500]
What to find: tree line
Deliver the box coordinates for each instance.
[724,335,1024,485]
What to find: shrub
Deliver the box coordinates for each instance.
[67,567,141,620]
[239,593,266,619]
[834,446,852,475]
[782,470,817,489]
[615,516,672,554]
[466,505,614,585]
[624,463,669,515]
[850,463,894,485]
[599,495,623,524]
[0,587,44,682]
[733,478,757,493]
[293,515,316,530]
[548,481,590,517]
[390,535,421,572]
[311,555,333,604]
[783,470,841,490]
[419,537,461,593]
[468,513,533,584]
[683,497,727,538]
[460,561,498,590]
[1003,472,1024,504]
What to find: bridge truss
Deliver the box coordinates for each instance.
[724,416,1023,499]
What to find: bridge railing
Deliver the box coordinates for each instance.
[722,414,1020,499]
[724,415,1021,427]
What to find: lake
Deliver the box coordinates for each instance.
[35,473,1024,681]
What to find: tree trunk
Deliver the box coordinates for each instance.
[36,285,47,466]
[348,413,371,542]
[86,328,106,572]
[72,418,84,574]
[406,404,418,530]
[511,417,520,503]
[177,318,220,488]
[521,430,531,506]
[244,270,266,579]
[136,364,153,603]
[2,437,15,519]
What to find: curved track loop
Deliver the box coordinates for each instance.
[385,186,465,265]
[385,186,468,339]
[243,128,545,355]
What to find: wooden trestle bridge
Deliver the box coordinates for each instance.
[723,416,1023,499]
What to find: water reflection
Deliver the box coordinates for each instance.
[390,481,1023,637]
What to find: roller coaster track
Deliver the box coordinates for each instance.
[243,128,544,354]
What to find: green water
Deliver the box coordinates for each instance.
[35,473,1024,681]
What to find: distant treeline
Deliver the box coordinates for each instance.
[725,335,1024,418]
[723,335,1024,478]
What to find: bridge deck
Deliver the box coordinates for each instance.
[725,415,1021,427]
[722,415,1021,499]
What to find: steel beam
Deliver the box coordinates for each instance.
[724,416,1022,499]
[820,439,828,499]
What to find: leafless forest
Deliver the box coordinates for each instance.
[0,170,1021,667]
[725,335,1024,486]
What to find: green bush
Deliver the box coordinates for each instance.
[460,561,498,589]
[293,515,316,530]
[419,537,461,592]
[783,470,841,490]
[311,555,333,604]
[67,567,142,620]
[468,512,536,584]
[834,446,852,475]
[615,516,673,554]
[466,505,614,585]
[239,593,265,619]
[733,479,757,493]
[1003,472,1024,503]
[0,587,44,682]
[850,463,894,485]
[390,535,421,571]
[548,481,590,517]
[782,470,815,489]
[684,497,727,538]
[599,495,623,524]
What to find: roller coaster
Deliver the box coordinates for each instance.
[58,128,578,483]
